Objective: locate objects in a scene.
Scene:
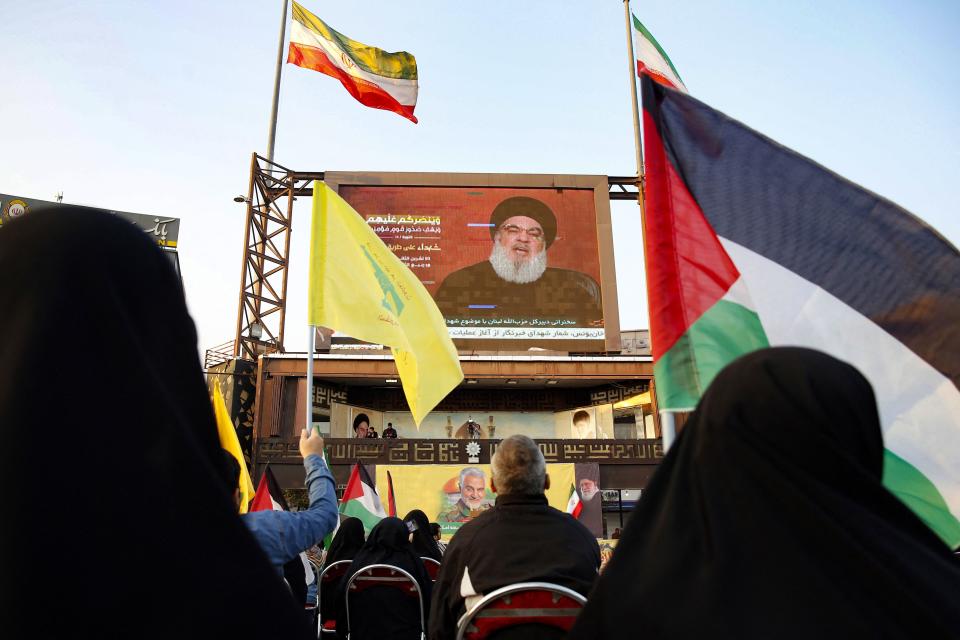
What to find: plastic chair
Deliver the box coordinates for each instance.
[344,563,426,640]
[421,556,441,581]
[455,582,587,640]
[316,559,353,637]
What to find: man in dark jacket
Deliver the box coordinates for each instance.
[428,435,600,639]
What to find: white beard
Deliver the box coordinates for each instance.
[489,241,547,284]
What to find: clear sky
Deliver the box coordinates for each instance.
[2,1,957,353]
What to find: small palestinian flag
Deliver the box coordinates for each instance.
[249,466,314,595]
[341,462,386,534]
[288,2,418,123]
[250,465,289,512]
[640,74,960,547]
[566,484,583,519]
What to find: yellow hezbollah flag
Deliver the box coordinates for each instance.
[308,182,463,426]
[213,384,255,513]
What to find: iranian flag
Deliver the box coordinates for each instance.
[287,2,418,123]
[341,462,386,534]
[632,15,686,93]
[566,484,583,519]
[640,74,960,547]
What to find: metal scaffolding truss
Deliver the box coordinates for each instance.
[232,158,640,359]
[233,154,323,361]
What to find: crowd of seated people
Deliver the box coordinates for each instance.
[2,208,957,639]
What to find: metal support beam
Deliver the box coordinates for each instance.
[233,154,318,360]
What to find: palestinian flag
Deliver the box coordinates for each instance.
[287,2,418,123]
[249,466,314,594]
[632,15,686,93]
[640,74,960,547]
[341,462,386,534]
[566,484,583,519]
[250,465,289,512]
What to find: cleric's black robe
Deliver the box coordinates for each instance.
[434,261,602,325]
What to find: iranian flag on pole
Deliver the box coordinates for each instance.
[287,2,419,123]
[640,74,960,547]
[341,462,386,534]
[632,15,687,93]
[566,484,583,519]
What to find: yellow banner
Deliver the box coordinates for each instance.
[212,384,255,513]
[377,464,576,539]
[308,182,462,425]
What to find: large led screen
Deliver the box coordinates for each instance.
[329,173,620,352]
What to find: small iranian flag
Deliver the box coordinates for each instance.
[288,2,419,123]
[566,484,583,519]
[632,15,687,93]
[341,462,386,534]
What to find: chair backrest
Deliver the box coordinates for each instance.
[320,560,353,585]
[317,560,353,636]
[344,564,425,639]
[421,557,441,580]
[455,582,587,640]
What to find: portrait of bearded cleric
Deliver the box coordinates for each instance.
[434,197,603,325]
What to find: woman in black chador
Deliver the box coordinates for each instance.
[569,347,960,639]
[0,208,314,638]
[404,508,443,562]
[337,517,432,639]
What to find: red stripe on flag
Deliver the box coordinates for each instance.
[250,472,274,512]
[341,463,364,503]
[642,103,740,358]
[287,43,418,123]
[637,62,683,91]
[386,470,397,517]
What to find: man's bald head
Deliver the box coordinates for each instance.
[491,435,548,496]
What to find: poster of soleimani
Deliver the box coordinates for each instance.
[377,464,601,539]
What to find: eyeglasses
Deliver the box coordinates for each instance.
[500,224,544,240]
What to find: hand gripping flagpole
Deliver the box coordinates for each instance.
[624,0,676,451]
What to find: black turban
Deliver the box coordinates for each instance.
[488,197,557,248]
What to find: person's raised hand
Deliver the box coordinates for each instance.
[300,427,325,459]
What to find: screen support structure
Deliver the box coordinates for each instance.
[233,153,323,361]
[232,155,640,360]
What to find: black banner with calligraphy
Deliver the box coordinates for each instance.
[255,438,664,467]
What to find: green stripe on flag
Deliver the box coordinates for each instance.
[883,449,960,548]
[655,299,768,411]
[341,499,384,534]
[632,14,685,86]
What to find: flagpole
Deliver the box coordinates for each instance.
[306,325,315,435]
[265,0,289,164]
[624,0,676,450]
[623,0,644,188]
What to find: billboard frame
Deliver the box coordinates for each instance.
[324,171,622,352]
[230,153,640,362]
